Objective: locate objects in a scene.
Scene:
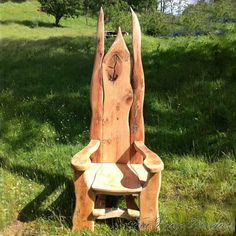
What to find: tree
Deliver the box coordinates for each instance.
[213,0,235,18]
[135,0,157,11]
[86,0,131,31]
[39,0,83,26]
[159,0,167,12]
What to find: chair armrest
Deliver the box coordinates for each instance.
[71,140,100,171]
[134,141,164,173]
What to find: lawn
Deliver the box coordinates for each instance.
[0,1,236,235]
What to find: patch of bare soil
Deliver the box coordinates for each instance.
[2,220,38,236]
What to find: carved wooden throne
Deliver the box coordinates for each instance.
[71,8,164,232]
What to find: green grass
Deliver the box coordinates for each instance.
[0,1,236,235]
[0,1,96,39]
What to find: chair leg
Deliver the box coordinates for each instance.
[72,171,96,231]
[139,171,162,231]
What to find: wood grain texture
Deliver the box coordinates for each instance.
[139,172,162,231]
[72,9,164,232]
[95,208,139,219]
[130,9,145,164]
[90,8,104,162]
[92,208,105,217]
[72,164,101,231]
[130,163,149,184]
[134,141,164,173]
[71,140,100,171]
[92,163,142,193]
[101,28,133,163]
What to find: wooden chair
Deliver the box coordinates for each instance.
[71,8,164,232]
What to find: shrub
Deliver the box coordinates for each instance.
[38,0,83,26]
[104,1,131,32]
[140,11,175,36]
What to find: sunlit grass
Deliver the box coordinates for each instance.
[0,1,96,39]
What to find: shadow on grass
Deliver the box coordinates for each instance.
[0,36,95,146]
[0,20,56,28]
[0,35,236,230]
[1,35,236,157]
[0,157,74,227]
[0,156,138,230]
[142,37,236,158]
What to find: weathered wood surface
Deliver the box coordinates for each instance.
[71,140,100,171]
[94,208,140,219]
[130,8,145,164]
[72,8,163,232]
[90,8,104,163]
[130,163,149,183]
[92,163,142,193]
[134,141,164,173]
[72,164,101,231]
[101,28,133,163]
[139,172,162,231]
[92,208,105,217]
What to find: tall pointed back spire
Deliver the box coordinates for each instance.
[90,9,144,164]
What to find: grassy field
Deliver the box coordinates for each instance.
[0,1,236,235]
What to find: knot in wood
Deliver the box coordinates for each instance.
[108,54,121,82]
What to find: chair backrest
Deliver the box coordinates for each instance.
[90,9,144,164]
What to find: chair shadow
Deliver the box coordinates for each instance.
[0,156,138,230]
[0,157,74,227]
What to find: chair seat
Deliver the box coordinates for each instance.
[90,163,148,195]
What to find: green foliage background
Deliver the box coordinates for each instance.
[39,0,83,26]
